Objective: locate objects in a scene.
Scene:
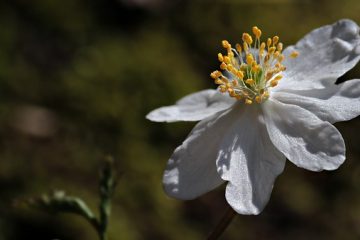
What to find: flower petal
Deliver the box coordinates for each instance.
[146,89,235,122]
[263,99,346,172]
[273,79,360,123]
[215,105,286,215]
[278,19,360,91]
[162,106,240,200]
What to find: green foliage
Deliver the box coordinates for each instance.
[24,190,98,228]
[18,157,117,240]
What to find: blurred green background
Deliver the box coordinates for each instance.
[0,0,360,239]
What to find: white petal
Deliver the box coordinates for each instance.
[163,106,240,200]
[215,105,286,215]
[277,19,360,91]
[146,89,235,122]
[273,79,360,123]
[263,99,346,171]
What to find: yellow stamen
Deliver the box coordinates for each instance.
[290,51,299,58]
[268,47,276,54]
[220,62,227,70]
[278,54,285,62]
[272,36,279,45]
[255,96,262,103]
[274,75,283,81]
[218,53,224,62]
[267,38,272,48]
[243,42,249,52]
[215,79,223,85]
[245,99,253,104]
[242,33,253,45]
[229,90,237,97]
[245,78,255,85]
[211,27,298,104]
[235,95,241,100]
[222,40,230,49]
[227,65,234,72]
[246,54,254,65]
[219,85,227,93]
[259,42,266,56]
[252,26,262,39]
[251,62,258,72]
[236,71,244,79]
[210,70,221,79]
[270,80,278,87]
[235,43,242,53]
[224,56,231,64]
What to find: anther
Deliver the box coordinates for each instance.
[235,43,242,53]
[210,70,221,79]
[219,85,227,92]
[278,54,285,62]
[235,95,242,100]
[229,90,237,97]
[218,53,224,62]
[246,54,254,65]
[224,56,231,64]
[290,51,299,58]
[274,75,283,81]
[269,47,276,54]
[267,38,272,47]
[245,99,253,104]
[251,62,258,72]
[236,71,244,79]
[270,80,278,87]
[222,40,230,49]
[245,78,255,85]
[252,26,262,39]
[220,62,227,70]
[215,79,223,85]
[272,36,279,45]
[242,33,253,45]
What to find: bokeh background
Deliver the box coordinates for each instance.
[0,0,360,239]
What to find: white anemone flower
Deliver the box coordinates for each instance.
[146,19,360,215]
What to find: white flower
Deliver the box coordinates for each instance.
[146,19,360,215]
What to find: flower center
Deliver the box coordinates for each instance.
[210,26,299,104]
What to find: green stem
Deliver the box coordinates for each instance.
[206,204,237,240]
[98,196,110,240]
[97,156,117,240]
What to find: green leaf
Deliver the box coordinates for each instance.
[24,190,99,229]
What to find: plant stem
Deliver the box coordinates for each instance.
[207,204,237,240]
[98,156,117,240]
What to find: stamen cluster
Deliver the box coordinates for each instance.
[210,26,299,104]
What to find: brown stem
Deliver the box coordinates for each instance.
[206,204,237,240]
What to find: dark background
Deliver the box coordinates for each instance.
[0,0,360,239]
